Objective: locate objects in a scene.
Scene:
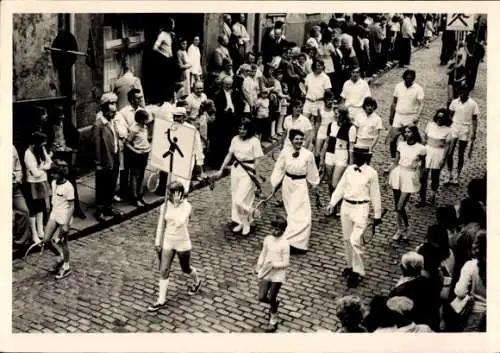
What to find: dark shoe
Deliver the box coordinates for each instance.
[50,260,64,274]
[290,246,307,255]
[415,200,427,208]
[342,267,353,278]
[265,322,278,333]
[94,212,106,223]
[147,302,167,312]
[103,208,123,217]
[188,280,202,295]
[347,273,361,288]
[55,267,72,280]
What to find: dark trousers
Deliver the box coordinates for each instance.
[399,38,412,66]
[95,155,119,215]
[119,151,131,199]
[126,148,148,201]
[466,58,481,90]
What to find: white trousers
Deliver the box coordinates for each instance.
[340,201,369,276]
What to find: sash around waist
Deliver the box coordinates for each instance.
[285,172,307,180]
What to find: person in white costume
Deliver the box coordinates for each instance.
[326,145,382,288]
[256,216,290,333]
[215,118,264,236]
[270,129,320,254]
[417,108,452,207]
[148,181,202,312]
[187,36,203,89]
[388,125,426,241]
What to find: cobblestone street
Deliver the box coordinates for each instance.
[12,39,487,333]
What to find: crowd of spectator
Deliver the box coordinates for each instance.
[335,175,486,333]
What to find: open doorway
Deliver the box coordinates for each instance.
[141,13,204,103]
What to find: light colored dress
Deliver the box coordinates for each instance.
[187,44,202,76]
[425,121,452,169]
[270,147,320,251]
[389,141,426,193]
[256,235,290,282]
[229,136,264,226]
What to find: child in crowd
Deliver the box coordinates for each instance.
[277,82,291,136]
[125,109,152,207]
[42,160,74,280]
[198,99,216,156]
[255,89,271,141]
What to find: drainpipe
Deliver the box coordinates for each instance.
[69,13,77,127]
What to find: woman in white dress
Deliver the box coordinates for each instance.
[148,181,202,312]
[315,90,336,163]
[271,129,320,254]
[215,118,264,236]
[187,35,202,89]
[256,216,290,332]
[320,107,357,216]
[417,109,453,207]
[388,125,426,241]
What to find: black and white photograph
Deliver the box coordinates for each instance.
[2,1,497,351]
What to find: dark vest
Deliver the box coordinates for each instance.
[326,122,352,153]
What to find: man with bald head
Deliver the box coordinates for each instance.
[185,81,207,125]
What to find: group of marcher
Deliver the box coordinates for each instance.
[12,12,486,334]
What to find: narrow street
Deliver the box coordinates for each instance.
[12,39,487,333]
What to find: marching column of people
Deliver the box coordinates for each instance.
[12,14,486,334]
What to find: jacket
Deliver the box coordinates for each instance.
[93,114,119,170]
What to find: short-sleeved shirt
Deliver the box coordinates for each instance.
[426,121,452,142]
[186,93,207,119]
[397,141,426,168]
[51,180,75,216]
[354,112,384,140]
[127,123,151,153]
[449,97,480,126]
[394,82,424,115]
[341,79,371,108]
[305,72,332,101]
[319,107,336,127]
[229,136,264,162]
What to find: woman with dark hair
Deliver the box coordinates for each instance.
[417,108,453,206]
[388,125,426,241]
[24,131,53,245]
[363,295,398,332]
[456,178,486,229]
[320,106,356,216]
[454,230,486,332]
[215,118,264,236]
[148,181,202,312]
[317,29,336,87]
[270,129,320,254]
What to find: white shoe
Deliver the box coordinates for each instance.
[232,224,243,233]
[392,229,402,241]
[242,224,251,236]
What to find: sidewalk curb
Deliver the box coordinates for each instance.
[12,39,438,260]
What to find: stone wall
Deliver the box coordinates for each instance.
[12,13,60,101]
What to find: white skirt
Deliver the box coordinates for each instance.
[325,149,349,166]
[389,165,420,193]
[425,145,446,169]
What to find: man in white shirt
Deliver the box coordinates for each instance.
[240,64,258,115]
[388,69,424,163]
[113,66,145,111]
[326,145,382,288]
[399,13,414,67]
[303,59,332,131]
[185,81,208,125]
[445,85,480,185]
[340,66,372,123]
[117,88,145,200]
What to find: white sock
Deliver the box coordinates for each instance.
[190,267,199,285]
[62,262,70,270]
[158,278,169,303]
[269,313,278,325]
